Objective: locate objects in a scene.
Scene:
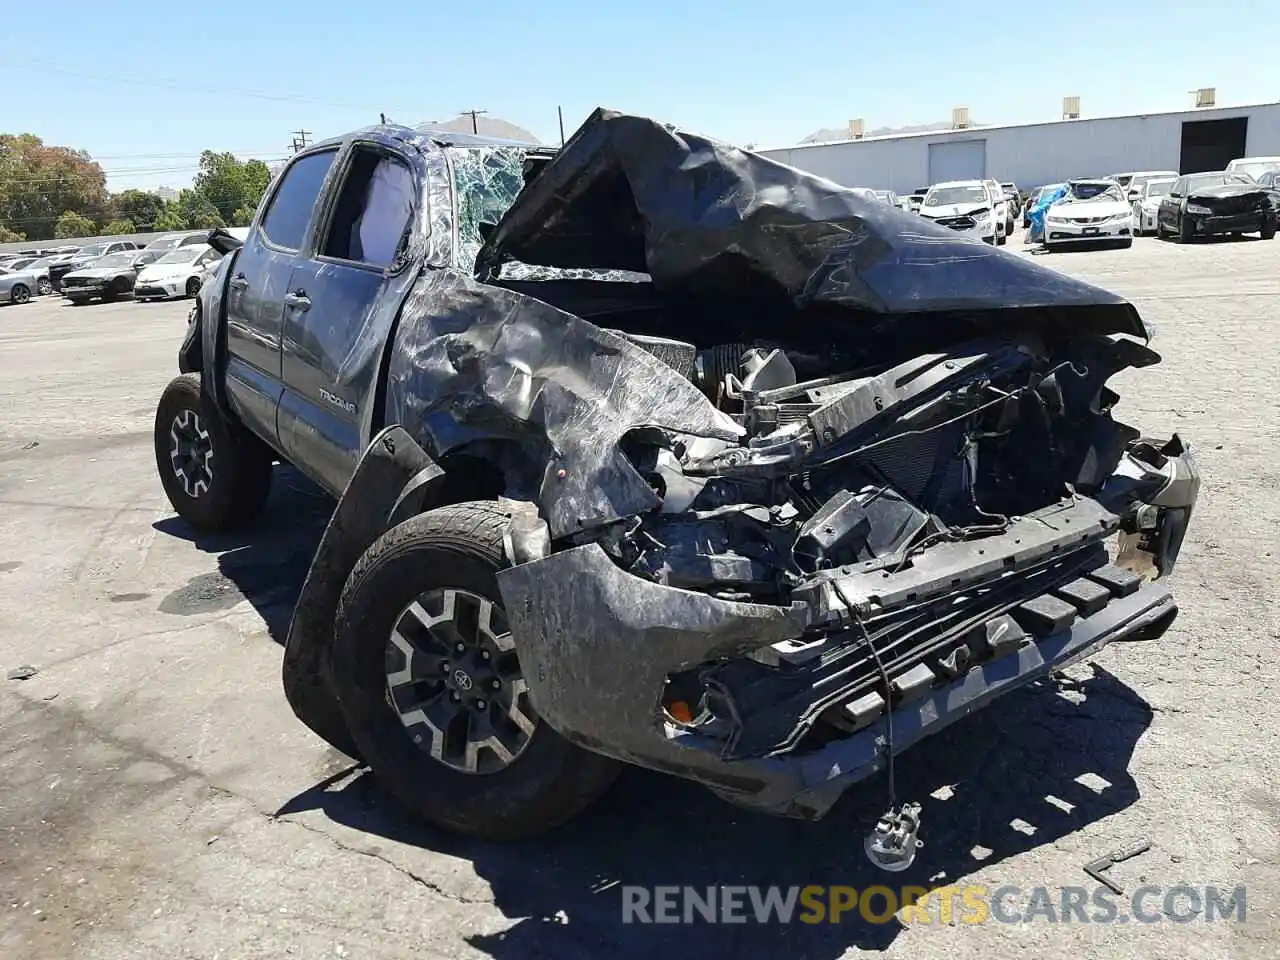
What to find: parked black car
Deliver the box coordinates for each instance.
[1155,171,1278,241]
[155,109,1198,841]
[60,252,144,303]
[48,239,140,290]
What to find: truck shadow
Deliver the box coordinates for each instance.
[152,465,332,642]
[276,664,1152,957]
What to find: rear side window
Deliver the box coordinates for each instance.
[261,149,338,251]
[322,148,415,269]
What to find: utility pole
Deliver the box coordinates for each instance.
[459,109,488,134]
[558,106,566,146]
[289,129,313,153]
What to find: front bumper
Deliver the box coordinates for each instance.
[1046,218,1132,242]
[920,216,996,242]
[61,281,105,299]
[497,449,1198,820]
[135,280,182,299]
[1186,211,1266,235]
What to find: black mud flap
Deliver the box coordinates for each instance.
[281,426,444,758]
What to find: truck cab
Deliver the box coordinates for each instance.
[167,125,554,517]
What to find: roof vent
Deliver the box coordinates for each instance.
[1063,96,1081,119]
[951,107,971,130]
[1194,87,1217,108]
[848,118,866,140]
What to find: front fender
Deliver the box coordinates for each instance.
[281,425,445,757]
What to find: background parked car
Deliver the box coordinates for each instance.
[918,179,1005,244]
[1041,179,1133,251]
[1,256,43,272]
[60,252,146,304]
[134,246,224,301]
[1131,177,1176,235]
[1225,156,1280,180]
[906,188,929,213]
[1109,170,1178,202]
[48,240,140,291]
[1156,171,1277,242]
[0,266,40,304]
[10,258,56,296]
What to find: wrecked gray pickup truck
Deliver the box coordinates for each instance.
[154,108,1199,841]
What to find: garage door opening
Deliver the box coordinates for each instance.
[928,139,987,184]
[1180,117,1248,174]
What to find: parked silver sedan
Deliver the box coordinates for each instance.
[0,266,40,304]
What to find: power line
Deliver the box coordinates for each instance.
[4,57,394,112]
[289,130,313,153]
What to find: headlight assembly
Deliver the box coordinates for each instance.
[1186,203,1212,215]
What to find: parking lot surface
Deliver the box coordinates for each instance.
[1,234,1277,959]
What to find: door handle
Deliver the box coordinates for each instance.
[284,289,311,311]
[228,273,248,289]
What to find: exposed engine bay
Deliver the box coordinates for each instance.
[546,325,1191,763]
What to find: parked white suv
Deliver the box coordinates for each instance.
[918,179,1006,244]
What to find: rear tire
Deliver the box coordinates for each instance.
[36,278,52,296]
[331,502,621,840]
[9,284,30,304]
[153,374,273,533]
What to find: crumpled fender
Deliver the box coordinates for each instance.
[281,425,445,757]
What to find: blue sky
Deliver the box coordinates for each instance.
[5,0,1278,192]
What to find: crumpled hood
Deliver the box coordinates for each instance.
[475,108,1146,339]
[1188,183,1265,201]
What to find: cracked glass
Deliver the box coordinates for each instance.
[447,146,648,282]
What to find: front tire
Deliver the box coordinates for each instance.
[1178,216,1194,243]
[153,374,273,533]
[1261,218,1277,240]
[185,277,202,298]
[330,502,621,840]
[36,278,52,296]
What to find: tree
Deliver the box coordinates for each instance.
[176,189,224,229]
[153,204,187,231]
[112,190,165,230]
[0,225,24,242]
[193,151,271,223]
[54,211,95,239]
[0,134,108,241]
[231,205,256,227]
[102,219,136,235]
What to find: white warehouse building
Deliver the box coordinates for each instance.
[758,99,1280,193]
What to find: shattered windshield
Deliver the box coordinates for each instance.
[924,185,987,206]
[448,145,648,282]
[1068,182,1123,201]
